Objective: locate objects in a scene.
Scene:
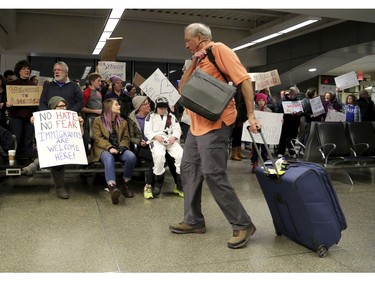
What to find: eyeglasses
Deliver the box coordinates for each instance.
[21,67,30,71]
[55,104,67,109]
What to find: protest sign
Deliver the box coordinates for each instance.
[310,96,325,117]
[100,37,123,61]
[325,109,345,122]
[6,85,43,106]
[249,69,281,90]
[33,110,87,168]
[140,68,180,105]
[132,72,146,87]
[334,71,359,90]
[97,61,126,81]
[281,100,303,114]
[241,111,283,145]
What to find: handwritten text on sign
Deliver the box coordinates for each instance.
[97,61,126,82]
[6,85,43,106]
[241,111,283,145]
[33,110,87,168]
[140,68,180,106]
[281,101,303,114]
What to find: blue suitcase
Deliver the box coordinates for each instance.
[249,129,347,257]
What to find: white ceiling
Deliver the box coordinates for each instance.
[1,8,375,82]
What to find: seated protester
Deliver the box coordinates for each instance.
[88,98,137,205]
[127,95,182,199]
[103,76,133,119]
[81,73,103,154]
[23,96,84,199]
[144,97,183,198]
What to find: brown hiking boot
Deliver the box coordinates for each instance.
[169,222,206,234]
[121,183,134,198]
[227,223,256,249]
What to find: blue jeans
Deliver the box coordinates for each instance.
[100,150,137,183]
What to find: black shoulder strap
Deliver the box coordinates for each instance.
[206,47,229,83]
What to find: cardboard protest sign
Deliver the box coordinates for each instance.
[334,71,359,90]
[132,72,146,87]
[100,37,123,61]
[33,110,87,168]
[97,61,126,82]
[310,96,325,117]
[281,100,303,114]
[139,68,180,105]
[6,85,43,106]
[249,70,281,90]
[241,111,283,145]
[325,109,345,122]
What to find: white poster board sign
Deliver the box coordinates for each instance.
[310,96,325,117]
[325,109,345,122]
[140,68,180,106]
[97,61,126,82]
[281,101,303,114]
[33,110,87,168]
[249,69,281,90]
[334,71,359,90]
[241,111,283,145]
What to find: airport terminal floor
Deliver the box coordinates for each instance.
[0,151,374,277]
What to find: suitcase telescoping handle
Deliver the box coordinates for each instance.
[247,126,280,178]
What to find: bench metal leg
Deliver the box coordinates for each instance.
[328,168,354,185]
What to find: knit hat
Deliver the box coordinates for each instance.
[255,93,268,103]
[132,95,148,111]
[110,75,122,85]
[48,96,67,109]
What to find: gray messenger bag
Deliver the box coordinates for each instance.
[180,68,237,121]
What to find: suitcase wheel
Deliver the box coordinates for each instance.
[317,245,328,258]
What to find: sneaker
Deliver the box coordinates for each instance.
[227,223,256,249]
[172,185,184,198]
[169,222,206,234]
[143,184,154,199]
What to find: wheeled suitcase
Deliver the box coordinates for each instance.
[249,128,347,257]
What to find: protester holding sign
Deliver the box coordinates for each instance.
[24,96,84,199]
[276,86,302,158]
[322,91,343,120]
[300,87,324,144]
[88,98,137,205]
[5,60,38,160]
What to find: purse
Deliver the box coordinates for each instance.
[180,67,237,122]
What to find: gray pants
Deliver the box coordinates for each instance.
[181,123,253,231]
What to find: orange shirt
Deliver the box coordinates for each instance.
[187,42,250,136]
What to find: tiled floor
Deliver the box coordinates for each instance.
[0,156,374,277]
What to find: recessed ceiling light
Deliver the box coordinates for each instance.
[309,68,317,72]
